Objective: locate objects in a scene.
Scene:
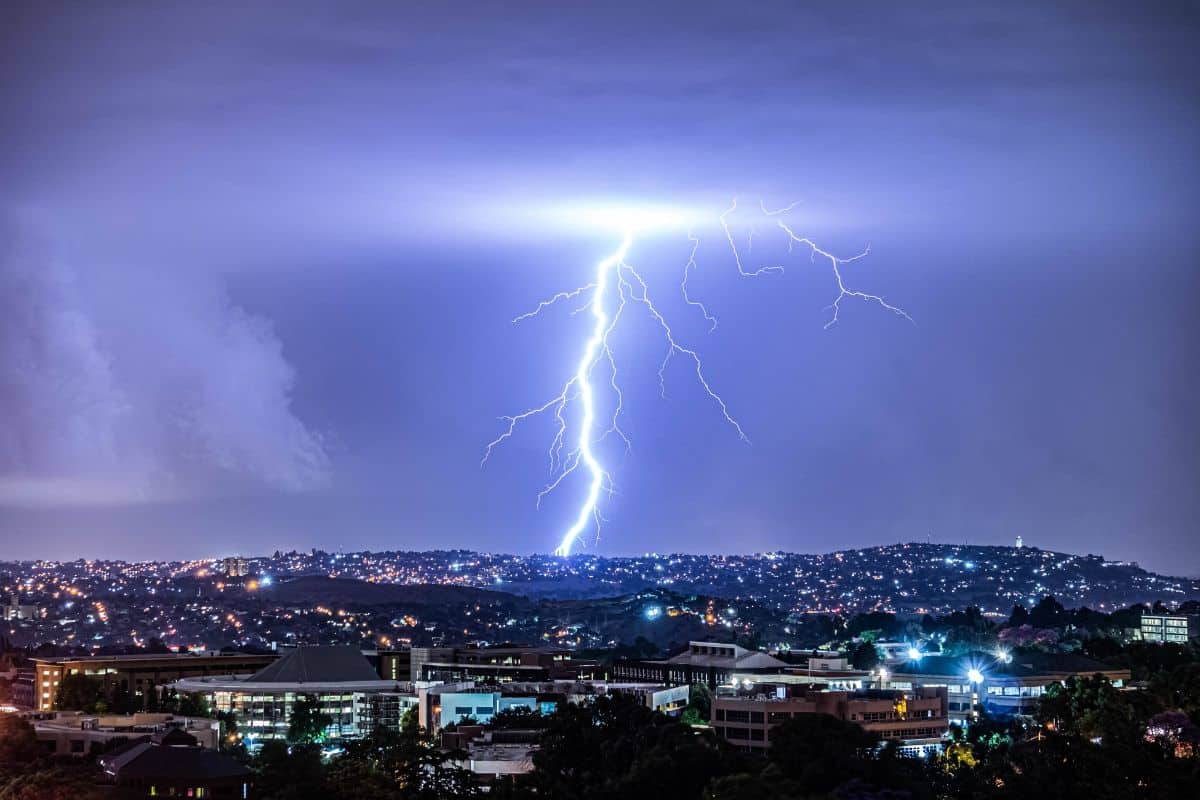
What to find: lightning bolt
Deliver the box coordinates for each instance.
[483,201,911,556]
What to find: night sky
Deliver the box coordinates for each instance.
[2,2,1197,573]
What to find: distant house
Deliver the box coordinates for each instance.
[99,727,251,798]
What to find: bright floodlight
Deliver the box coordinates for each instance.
[996,648,1012,663]
[907,647,922,661]
[967,668,984,684]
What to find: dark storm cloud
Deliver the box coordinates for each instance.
[0,1,1197,570]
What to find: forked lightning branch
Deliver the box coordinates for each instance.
[482,200,911,557]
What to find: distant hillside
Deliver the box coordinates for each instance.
[422,543,1200,613]
[265,575,524,608]
[229,542,1200,616]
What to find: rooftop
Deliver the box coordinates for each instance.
[33,652,273,665]
[889,651,1129,680]
[249,645,380,683]
[101,741,251,781]
[659,642,788,671]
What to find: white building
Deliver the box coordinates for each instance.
[172,645,411,747]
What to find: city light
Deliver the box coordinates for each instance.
[967,668,984,684]
[907,646,923,661]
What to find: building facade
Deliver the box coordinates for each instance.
[1140,614,1200,644]
[420,679,690,732]
[712,685,948,756]
[886,651,1130,722]
[98,728,251,798]
[32,711,221,756]
[612,641,789,689]
[2,594,39,621]
[411,645,597,684]
[33,652,277,711]
[172,646,408,746]
[222,556,249,577]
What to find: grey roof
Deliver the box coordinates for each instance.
[103,742,251,780]
[249,645,380,683]
[664,645,787,671]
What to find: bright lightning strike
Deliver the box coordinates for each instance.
[483,200,910,556]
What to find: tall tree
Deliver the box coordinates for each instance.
[850,641,881,671]
[53,673,103,712]
[288,694,333,745]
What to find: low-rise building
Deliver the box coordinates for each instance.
[33,651,277,711]
[712,684,948,756]
[612,641,789,688]
[411,645,598,683]
[99,728,251,798]
[420,679,689,732]
[886,651,1130,722]
[777,653,872,691]
[2,594,39,621]
[10,668,36,709]
[1140,613,1200,644]
[172,645,408,746]
[369,648,412,681]
[32,711,220,756]
[442,726,538,782]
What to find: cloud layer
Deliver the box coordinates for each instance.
[0,223,328,506]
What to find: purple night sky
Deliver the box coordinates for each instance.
[1,2,1197,572]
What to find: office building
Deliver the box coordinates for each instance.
[369,648,412,681]
[33,652,277,711]
[1140,613,1199,644]
[886,651,1130,722]
[411,645,598,683]
[10,669,36,709]
[419,679,689,732]
[222,556,249,578]
[32,711,220,756]
[611,641,789,688]
[712,684,948,756]
[778,653,871,691]
[442,726,538,782]
[2,594,39,621]
[172,645,408,745]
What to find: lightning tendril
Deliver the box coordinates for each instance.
[483,200,911,556]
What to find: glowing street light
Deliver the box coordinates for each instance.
[907,646,923,661]
[967,668,984,684]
